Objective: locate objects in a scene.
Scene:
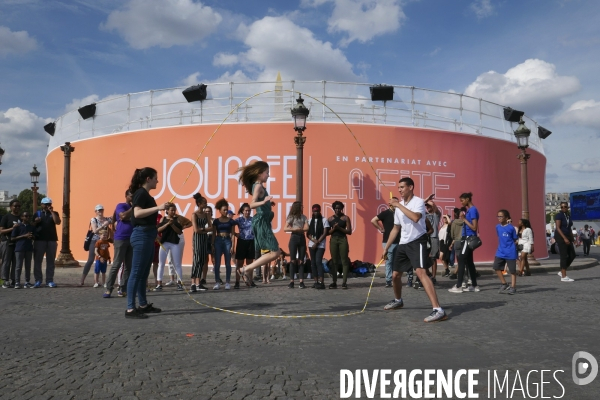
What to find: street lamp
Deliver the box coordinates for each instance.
[290,94,310,203]
[30,165,40,214]
[513,117,539,263]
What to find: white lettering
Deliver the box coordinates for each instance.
[409,369,423,398]
[340,370,353,398]
[393,370,406,399]
[437,369,453,398]
[282,156,295,199]
[553,370,565,399]
[380,369,391,398]
[454,370,466,399]
[363,369,379,398]
[468,370,479,398]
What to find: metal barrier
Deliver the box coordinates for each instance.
[48,80,545,154]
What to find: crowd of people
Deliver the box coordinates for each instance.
[0,161,591,323]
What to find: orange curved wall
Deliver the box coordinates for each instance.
[46,122,548,264]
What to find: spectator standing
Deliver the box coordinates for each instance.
[517,219,534,276]
[581,224,591,256]
[1,200,21,288]
[308,204,330,289]
[234,203,257,288]
[370,198,399,287]
[328,201,352,289]
[81,205,112,286]
[425,194,441,282]
[190,193,210,292]
[449,192,480,293]
[11,212,35,289]
[494,210,518,294]
[438,215,451,277]
[212,199,237,290]
[94,230,111,288]
[32,197,61,288]
[554,202,576,282]
[104,190,133,298]
[284,201,309,289]
[156,205,185,291]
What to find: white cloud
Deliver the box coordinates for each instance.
[213,53,239,67]
[0,107,51,195]
[238,16,358,82]
[564,158,600,173]
[64,94,100,113]
[303,0,405,46]
[429,47,441,56]
[554,99,600,131]
[464,59,581,116]
[470,0,494,19]
[0,26,38,57]
[101,0,222,49]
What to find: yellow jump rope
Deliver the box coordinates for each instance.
[157,90,394,318]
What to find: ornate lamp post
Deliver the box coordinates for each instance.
[0,144,4,174]
[514,118,539,264]
[290,95,310,203]
[30,165,40,215]
[55,142,79,267]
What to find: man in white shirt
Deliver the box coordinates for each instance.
[382,177,447,323]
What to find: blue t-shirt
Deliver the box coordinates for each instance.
[235,216,254,240]
[495,223,518,260]
[11,223,35,252]
[114,202,133,240]
[463,206,479,236]
[213,218,237,234]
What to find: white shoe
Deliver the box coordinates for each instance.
[467,279,472,285]
[103,283,107,288]
[461,282,467,288]
[270,275,276,280]
[561,276,574,282]
[557,271,562,277]
[165,281,175,286]
[294,274,298,279]
[448,285,463,293]
[225,283,231,290]
[93,283,100,288]
[213,283,221,290]
[306,273,312,279]
[464,286,480,292]
[281,276,289,280]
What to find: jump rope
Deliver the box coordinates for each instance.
[155,90,395,318]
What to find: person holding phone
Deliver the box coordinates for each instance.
[31,197,61,288]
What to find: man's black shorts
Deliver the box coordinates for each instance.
[493,257,517,274]
[235,238,255,260]
[392,234,429,273]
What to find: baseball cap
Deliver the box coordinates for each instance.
[95,204,105,211]
[227,210,234,215]
[41,197,52,204]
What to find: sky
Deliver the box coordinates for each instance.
[1,0,599,196]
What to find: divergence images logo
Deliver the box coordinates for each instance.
[572,351,598,386]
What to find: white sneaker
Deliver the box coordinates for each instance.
[467,279,472,285]
[165,281,175,286]
[93,283,100,288]
[561,276,574,282]
[306,273,312,279]
[270,275,276,280]
[294,274,298,279]
[103,283,107,288]
[448,285,463,293]
[464,286,480,292]
[557,271,562,277]
[461,282,467,288]
[225,283,231,290]
[281,276,289,280]
[213,283,221,290]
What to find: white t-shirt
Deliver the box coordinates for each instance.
[393,196,427,244]
[308,217,330,249]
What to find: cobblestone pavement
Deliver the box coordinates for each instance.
[1,249,599,399]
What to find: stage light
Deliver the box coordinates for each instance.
[503,107,525,123]
[78,103,96,120]
[44,122,56,136]
[370,85,394,102]
[538,126,552,139]
[182,84,207,103]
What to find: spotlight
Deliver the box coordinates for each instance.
[503,107,525,123]
[182,84,207,103]
[78,103,96,120]
[369,85,394,102]
[44,122,56,136]
[538,126,552,139]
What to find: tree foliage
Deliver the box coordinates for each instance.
[17,189,46,216]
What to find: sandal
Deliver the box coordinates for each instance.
[237,267,250,286]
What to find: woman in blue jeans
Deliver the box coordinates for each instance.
[211,198,237,290]
[125,167,170,319]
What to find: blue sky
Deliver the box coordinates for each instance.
[1,0,599,196]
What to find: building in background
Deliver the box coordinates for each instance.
[0,190,17,211]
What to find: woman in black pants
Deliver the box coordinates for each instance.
[449,192,479,293]
[554,202,576,282]
[307,204,330,289]
[284,201,308,289]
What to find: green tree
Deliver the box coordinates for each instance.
[17,189,46,216]
[0,207,7,217]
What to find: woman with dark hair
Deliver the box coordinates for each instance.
[235,161,281,281]
[212,198,237,290]
[517,219,534,276]
[156,204,184,291]
[438,215,451,277]
[125,167,170,319]
[202,205,215,286]
[190,193,210,292]
[284,201,309,289]
[234,203,257,288]
[449,192,479,293]
[307,204,330,289]
[328,201,352,289]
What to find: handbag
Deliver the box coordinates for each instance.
[467,235,482,250]
[83,221,94,251]
[517,244,524,251]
